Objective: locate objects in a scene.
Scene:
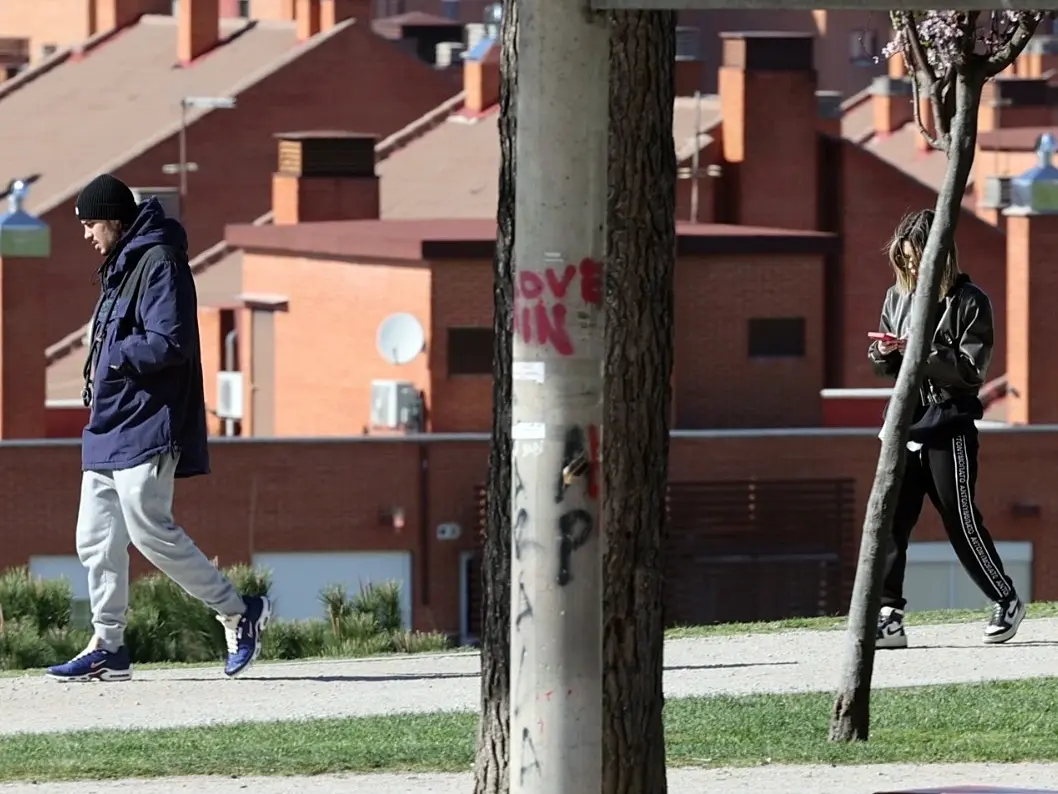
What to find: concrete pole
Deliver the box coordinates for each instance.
[509,0,608,791]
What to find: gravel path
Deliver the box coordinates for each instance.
[2,764,1058,794]
[2,617,1058,735]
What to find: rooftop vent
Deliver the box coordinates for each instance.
[276,132,378,179]
[436,41,466,68]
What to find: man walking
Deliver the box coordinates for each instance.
[47,174,270,682]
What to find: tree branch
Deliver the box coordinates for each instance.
[910,69,943,152]
[986,15,1041,77]
[929,67,956,151]
[903,13,937,85]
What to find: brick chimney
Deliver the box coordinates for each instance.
[870,74,913,137]
[178,0,220,65]
[464,40,500,114]
[296,0,321,41]
[272,132,380,224]
[321,0,366,31]
[979,77,1052,133]
[0,180,49,439]
[95,0,152,32]
[718,31,818,230]
[1004,132,1058,424]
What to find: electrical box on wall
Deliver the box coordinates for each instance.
[216,371,244,421]
[437,522,462,541]
[370,380,422,430]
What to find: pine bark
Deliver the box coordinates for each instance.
[472,0,518,789]
[830,69,983,742]
[601,10,677,793]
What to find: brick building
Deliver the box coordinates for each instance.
[5,29,1058,637]
[0,0,459,413]
[0,0,891,98]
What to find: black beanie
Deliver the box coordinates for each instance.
[75,174,138,225]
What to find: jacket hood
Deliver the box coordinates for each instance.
[108,198,188,276]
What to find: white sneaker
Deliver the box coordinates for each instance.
[876,606,908,649]
[983,597,1025,645]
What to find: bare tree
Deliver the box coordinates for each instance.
[830,9,1043,743]
[473,0,518,788]
[602,9,677,794]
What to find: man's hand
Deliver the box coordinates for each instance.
[878,337,906,356]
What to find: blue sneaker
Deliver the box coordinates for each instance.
[217,594,271,677]
[46,639,132,682]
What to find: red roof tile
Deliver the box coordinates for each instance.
[0,15,300,215]
[377,95,721,219]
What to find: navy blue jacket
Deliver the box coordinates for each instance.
[82,199,210,478]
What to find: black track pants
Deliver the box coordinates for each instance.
[881,431,1016,611]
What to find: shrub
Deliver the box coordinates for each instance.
[261,619,327,661]
[391,629,450,655]
[351,580,404,633]
[0,619,92,670]
[125,572,222,663]
[0,567,74,632]
[0,565,452,669]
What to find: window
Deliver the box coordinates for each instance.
[448,327,494,376]
[849,29,878,64]
[748,317,806,358]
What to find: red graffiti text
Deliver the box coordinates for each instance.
[513,258,602,356]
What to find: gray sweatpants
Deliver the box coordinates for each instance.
[76,451,245,650]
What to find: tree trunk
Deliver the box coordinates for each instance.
[473,0,518,789]
[830,69,984,743]
[602,11,677,793]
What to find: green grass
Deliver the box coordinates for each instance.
[5,678,1058,781]
[664,600,1058,639]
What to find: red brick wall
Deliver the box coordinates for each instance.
[45,406,90,438]
[429,260,494,433]
[241,253,432,436]
[237,251,828,435]
[674,254,825,428]
[3,428,1056,636]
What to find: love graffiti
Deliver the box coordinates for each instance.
[512,258,602,357]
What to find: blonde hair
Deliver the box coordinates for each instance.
[884,208,960,296]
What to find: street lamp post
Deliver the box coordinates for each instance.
[163,95,236,214]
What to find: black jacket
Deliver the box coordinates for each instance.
[868,273,990,443]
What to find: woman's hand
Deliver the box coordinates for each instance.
[878,338,906,356]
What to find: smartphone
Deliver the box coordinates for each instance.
[867,332,899,341]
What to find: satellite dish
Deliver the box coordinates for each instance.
[376,312,426,365]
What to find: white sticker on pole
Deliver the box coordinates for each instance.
[512,421,546,440]
[513,361,545,384]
